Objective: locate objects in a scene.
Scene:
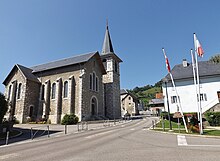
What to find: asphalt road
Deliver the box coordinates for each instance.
[0,117,220,161]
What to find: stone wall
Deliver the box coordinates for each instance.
[4,68,27,123]
[23,80,40,123]
[35,65,81,124]
[81,56,104,120]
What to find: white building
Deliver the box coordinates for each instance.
[162,60,220,114]
[120,89,139,116]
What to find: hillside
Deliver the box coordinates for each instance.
[128,81,162,110]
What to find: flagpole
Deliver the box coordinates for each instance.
[162,48,188,133]
[194,33,203,135]
[190,49,200,123]
[169,73,188,133]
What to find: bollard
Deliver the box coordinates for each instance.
[152,120,155,129]
[47,125,50,137]
[65,124,67,134]
[31,128,33,140]
[162,120,165,131]
[86,122,88,131]
[5,131,9,145]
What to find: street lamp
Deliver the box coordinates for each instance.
[164,78,172,130]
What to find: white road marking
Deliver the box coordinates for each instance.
[0,153,20,160]
[85,130,116,139]
[177,135,188,146]
[130,128,135,131]
[187,144,220,147]
[177,135,220,147]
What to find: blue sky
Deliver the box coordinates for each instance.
[1,0,220,93]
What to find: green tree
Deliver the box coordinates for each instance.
[0,92,8,123]
[209,54,220,64]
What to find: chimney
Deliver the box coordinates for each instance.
[183,59,188,67]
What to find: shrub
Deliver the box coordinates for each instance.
[61,114,79,125]
[205,112,220,126]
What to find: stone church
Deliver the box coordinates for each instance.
[3,25,122,124]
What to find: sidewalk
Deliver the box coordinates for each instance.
[0,119,131,146]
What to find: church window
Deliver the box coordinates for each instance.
[52,83,56,99]
[93,72,96,91]
[17,83,22,99]
[8,85,12,100]
[64,81,68,98]
[41,85,45,100]
[29,106,34,117]
[128,96,131,100]
[96,77,98,91]
[114,61,118,73]
[90,74,92,90]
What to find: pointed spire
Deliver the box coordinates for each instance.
[102,21,114,54]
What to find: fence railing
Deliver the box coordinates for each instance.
[30,125,50,140]
[77,122,88,132]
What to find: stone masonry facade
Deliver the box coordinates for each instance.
[3,25,123,124]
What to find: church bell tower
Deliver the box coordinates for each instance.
[101,23,122,119]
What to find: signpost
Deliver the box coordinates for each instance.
[173,112,182,133]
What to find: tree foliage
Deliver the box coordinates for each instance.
[0,93,8,123]
[205,112,220,126]
[209,54,220,64]
[128,80,162,109]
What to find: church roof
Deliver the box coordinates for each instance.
[120,89,128,95]
[120,89,138,102]
[163,61,220,82]
[102,25,114,54]
[31,51,100,73]
[3,64,39,85]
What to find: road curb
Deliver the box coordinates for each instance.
[148,128,220,139]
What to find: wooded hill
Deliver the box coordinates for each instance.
[128,81,162,110]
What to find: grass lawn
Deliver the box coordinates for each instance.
[203,130,220,136]
[154,120,220,136]
[156,119,185,129]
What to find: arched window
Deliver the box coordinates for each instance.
[96,77,98,91]
[51,83,56,99]
[93,73,95,91]
[64,81,68,98]
[17,83,22,99]
[29,106,34,117]
[8,85,12,100]
[90,74,92,90]
[41,85,45,100]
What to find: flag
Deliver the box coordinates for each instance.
[194,33,204,57]
[162,48,171,72]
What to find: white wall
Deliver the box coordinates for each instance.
[162,76,220,114]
